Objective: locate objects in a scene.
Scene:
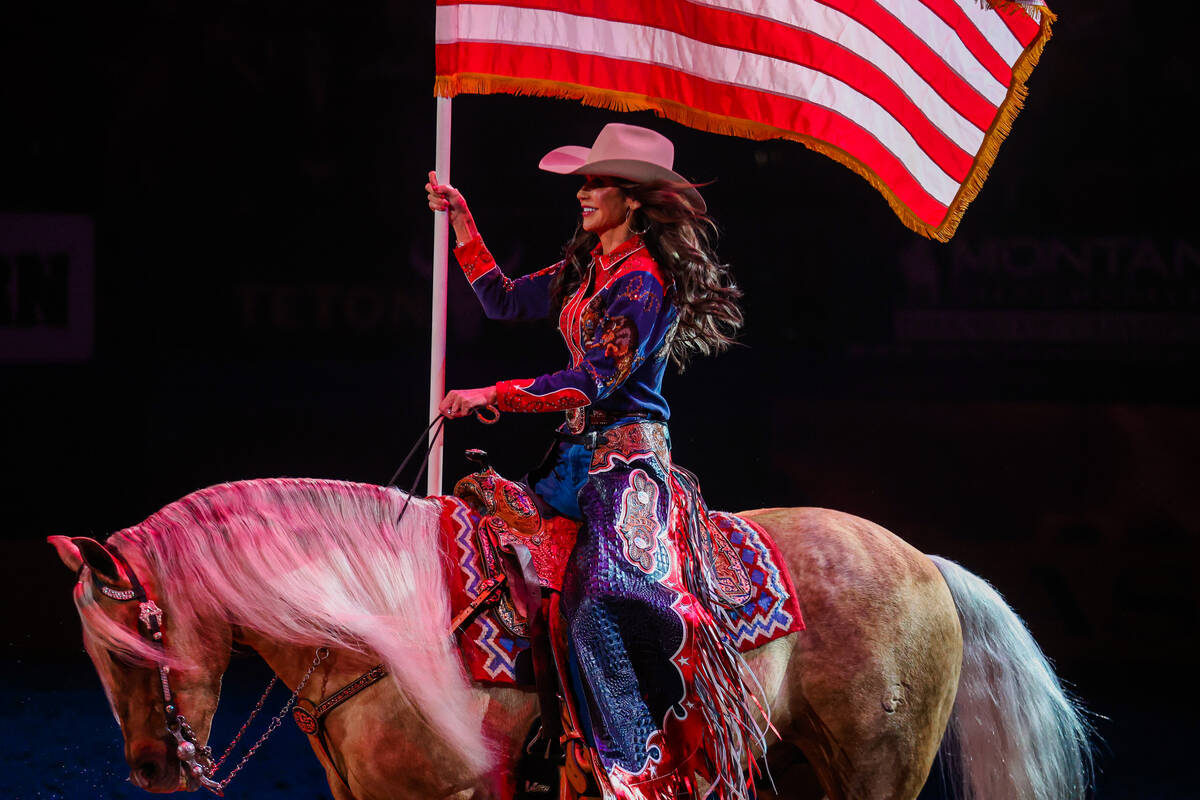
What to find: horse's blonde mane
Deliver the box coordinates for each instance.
[77,477,488,773]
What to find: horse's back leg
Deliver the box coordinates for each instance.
[746,508,962,800]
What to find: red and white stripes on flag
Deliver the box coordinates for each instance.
[434,0,1054,241]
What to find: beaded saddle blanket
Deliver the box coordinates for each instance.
[432,493,805,686]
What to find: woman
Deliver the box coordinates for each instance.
[427,123,751,800]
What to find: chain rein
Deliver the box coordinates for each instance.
[99,551,331,796]
[207,647,330,791]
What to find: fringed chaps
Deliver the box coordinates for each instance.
[561,425,764,800]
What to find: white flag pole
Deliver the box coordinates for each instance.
[428,95,452,496]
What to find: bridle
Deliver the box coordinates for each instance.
[86,547,223,792]
[84,548,329,796]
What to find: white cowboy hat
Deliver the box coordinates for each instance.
[538,123,706,212]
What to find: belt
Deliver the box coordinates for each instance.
[587,409,652,427]
[554,411,660,450]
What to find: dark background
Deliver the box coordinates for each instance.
[2,1,1195,797]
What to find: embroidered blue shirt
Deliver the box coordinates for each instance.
[453,233,677,426]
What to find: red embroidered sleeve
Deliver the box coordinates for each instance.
[453,235,497,283]
[494,379,591,413]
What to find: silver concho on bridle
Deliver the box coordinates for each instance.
[138,600,164,640]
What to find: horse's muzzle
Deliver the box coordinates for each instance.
[129,740,183,793]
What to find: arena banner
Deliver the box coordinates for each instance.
[434,0,1054,241]
[0,214,94,362]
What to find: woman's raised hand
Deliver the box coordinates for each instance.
[426,171,478,244]
[426,170,463,213]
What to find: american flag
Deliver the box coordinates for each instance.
[434,0,1054,241]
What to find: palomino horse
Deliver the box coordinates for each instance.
[50,477,1090,799]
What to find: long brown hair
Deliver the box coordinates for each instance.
[550,179,743,371]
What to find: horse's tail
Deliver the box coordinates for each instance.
[928,555,1093,800]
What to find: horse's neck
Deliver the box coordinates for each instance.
[236,626,539,771]
[234,628,378,696]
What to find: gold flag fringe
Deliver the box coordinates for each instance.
[434,4,1053,242]
[933,1,1057,241]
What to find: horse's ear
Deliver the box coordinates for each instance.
[49,535,84,573]
[48,535,124,584]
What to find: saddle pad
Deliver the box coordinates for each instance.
[435,497,805,686]
[437,496,534,684]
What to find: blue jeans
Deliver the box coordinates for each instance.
[530,440,592,520]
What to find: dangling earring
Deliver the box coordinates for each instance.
[625,207,651,236]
